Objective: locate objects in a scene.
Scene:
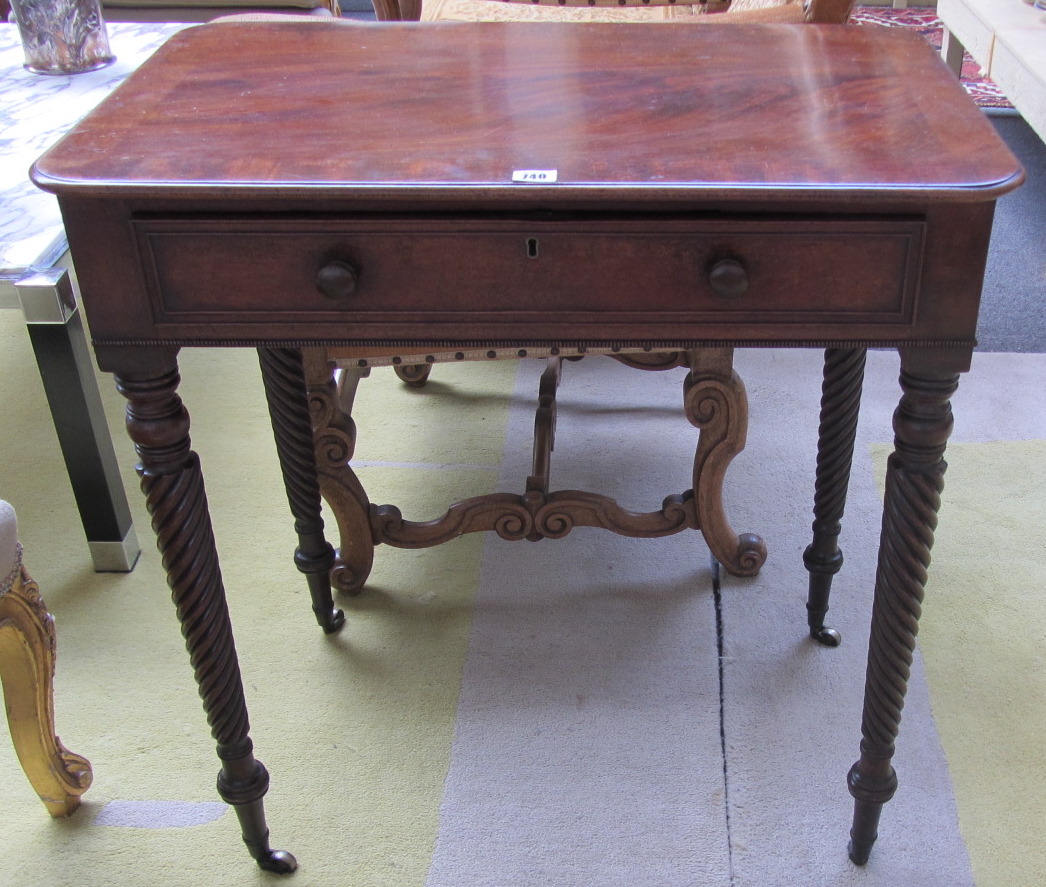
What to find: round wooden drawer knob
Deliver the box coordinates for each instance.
[316,260,358,301]
[709,258,748,300]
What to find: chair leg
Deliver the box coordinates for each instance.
[393,363,432,387]
[334,364,370,417]
[527,357,562,497]
[684,347,766,576]
[303,348,376,598]
[0,561,92,817]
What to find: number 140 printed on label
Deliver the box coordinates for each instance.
[512,169,558,183]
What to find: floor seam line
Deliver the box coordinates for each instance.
[712,555,737,887]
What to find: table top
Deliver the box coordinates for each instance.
[0,22,187,286]
[32,20,1023,207]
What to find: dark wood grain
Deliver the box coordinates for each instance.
[114,353,295,873]
[30,20,1024,873]
[804,347,867,646]
[34,22,1020,202]
[257,347,344,634]
[847,364,958,865]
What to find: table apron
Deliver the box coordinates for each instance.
[57,200,996,362]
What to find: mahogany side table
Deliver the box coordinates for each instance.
[30,20,1023,872]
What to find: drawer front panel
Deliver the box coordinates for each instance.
[136,218,924,327]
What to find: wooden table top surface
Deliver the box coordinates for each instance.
[32,21,1023,204]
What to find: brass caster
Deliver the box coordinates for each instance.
[257,849,298,874]
[315,606,345,634]
[812,625,842,647]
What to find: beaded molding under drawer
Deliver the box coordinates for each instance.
[326,345,687,370]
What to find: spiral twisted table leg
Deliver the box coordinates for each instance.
[259,347,344,633]
[847,366,958,865]
[116,360,295,873]
[803,348,867,646]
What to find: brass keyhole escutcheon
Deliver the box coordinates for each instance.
[708,258,748,300]
[316,260,358,301]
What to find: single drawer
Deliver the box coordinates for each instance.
[135,216,924,327]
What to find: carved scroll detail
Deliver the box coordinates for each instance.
[0,564,93,817]
[537,490,696,539]
[302,348,375,596]
[610,351,689,371]
[372,494,533,547]
[393,363,432,387]
[371,489,698,548]
[320,348,762,584]
[684,348,766,576]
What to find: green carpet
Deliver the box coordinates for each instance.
[875,439,1046,887]
[3,304,1045,885]
[0,322,517,885]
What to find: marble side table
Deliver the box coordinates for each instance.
[1,22,188,571]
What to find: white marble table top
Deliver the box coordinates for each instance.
[1,22,190,288]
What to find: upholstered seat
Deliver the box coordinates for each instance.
[0,500,92,817]
[100,0,338,23]
[2,0,339,26]
[374,0,854,25]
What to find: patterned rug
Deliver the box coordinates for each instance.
[413,1,1012,111]
[852,5,1013,109]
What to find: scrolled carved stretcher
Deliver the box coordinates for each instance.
[297,346,767,600]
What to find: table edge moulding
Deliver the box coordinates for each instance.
[29,20,1024,874]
